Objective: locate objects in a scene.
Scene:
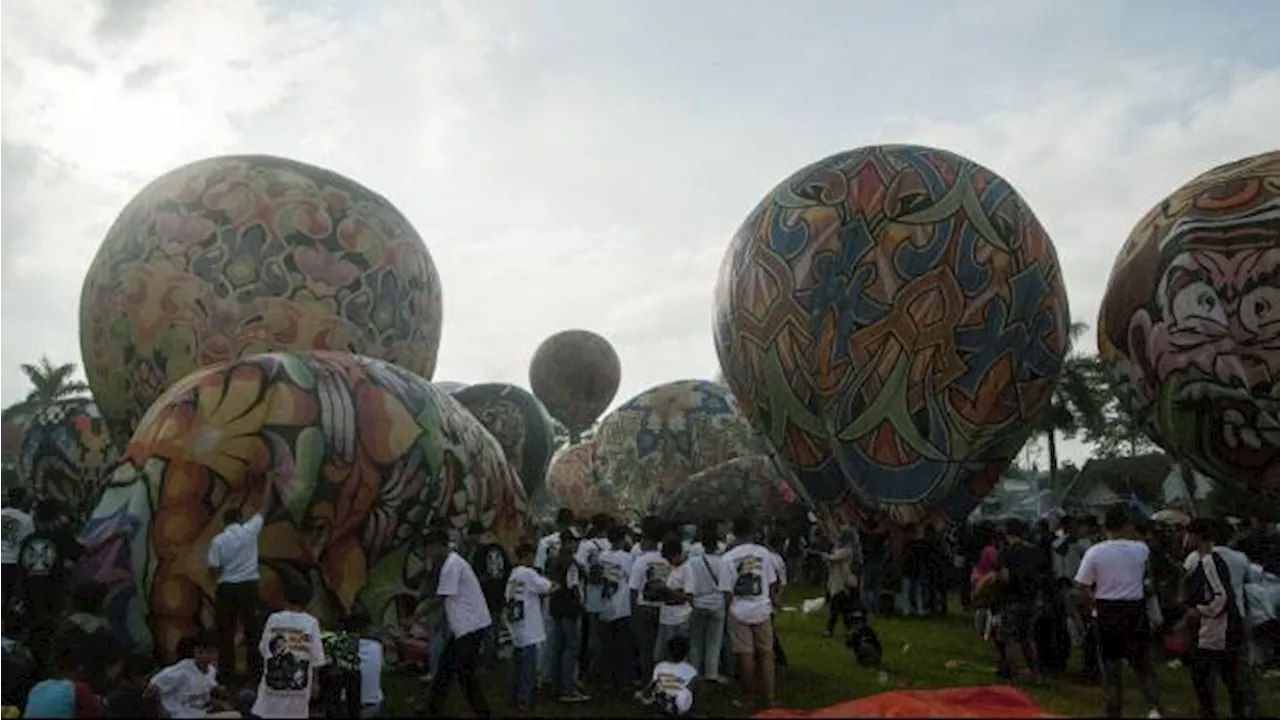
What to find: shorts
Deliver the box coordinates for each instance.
[727,615,773,656]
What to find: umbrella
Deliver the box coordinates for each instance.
[1151,508,1191,526]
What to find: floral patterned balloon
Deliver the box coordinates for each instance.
[452,383,557,515]
[79,155,443,444]
[544,441,621,520]
[74,351,527,661]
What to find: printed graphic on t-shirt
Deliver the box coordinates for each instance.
[507,580,527,624]
[1,517,24,555]
[643,562,672,601]
[733,555,764,597]
[19,536,57,576]
[602,560,625,599]
[482,547,509,582]
[264,628,316,691]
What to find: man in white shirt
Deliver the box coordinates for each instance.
[685,522,727,683]
[629,526,669,681]
[719,516,779,708]
[598,524,637,688]
[206,480,269,683]
[1,489,35,616]
[576,515,613,686]
[535,509,576,687]
[417,528,493,717]
[1075,505,1163,719]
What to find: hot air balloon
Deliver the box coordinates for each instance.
[593,380,765,519]
[17,400,121,523]
[75,351,527,660]
[79,155,443,444]
[529,330,621,440]
[714,144,1069,530]
[544,441,620,519]
[452,383,557,511]
[1098,151,1280,493]
[656,454,805,525]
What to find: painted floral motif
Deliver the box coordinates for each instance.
[79,155,443,444]
[593,380,764,519]
[452,383,558,517]
[18,400,122,523]
[544,441,621,520]
[657,454,807,525]
[74,351,528,661]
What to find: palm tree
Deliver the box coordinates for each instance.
[1,356,91,422]
[1033,322,1106,491]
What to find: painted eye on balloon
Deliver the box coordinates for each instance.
[1239,286,1280,336]
[1171,281,1228,331]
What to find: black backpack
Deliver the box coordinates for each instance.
[845,610,883,667]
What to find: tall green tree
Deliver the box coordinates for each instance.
[1085,367,1158,458]
[1,356,91,421]
[1032,322,1107,489]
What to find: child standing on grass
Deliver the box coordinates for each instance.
[352,612,385,718]
[646,635,698,717]
[505,543,553,711]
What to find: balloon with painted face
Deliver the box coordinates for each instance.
[1098,151,1280,492]
[17,400,122,522]
[529,330,621,438]
[452,383,558,513]
[544,441,621,520]
[714,144,1070,530]
[74,351,528,660]
[593,379,765,519]
[79,155,443,444]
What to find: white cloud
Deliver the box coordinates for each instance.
[2,0,1278,471]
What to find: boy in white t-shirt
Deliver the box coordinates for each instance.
[252,580,329,719]
[505,542,553,711]
[599,524,638,688]
[629,526,669,680]
[655,537,693,665]
[645,634,698,716]
[145,632,240,718]
[720,517,780,707]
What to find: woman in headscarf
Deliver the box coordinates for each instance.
[823,527,864,637]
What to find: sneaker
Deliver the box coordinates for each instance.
[558,691,591,703]
[1146,710,1162,719]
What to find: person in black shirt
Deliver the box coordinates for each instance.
[899,525,930,617]
[18,499,82,664]
[994,518,1046,684]
[547,530,589,703]
[104,653,161,718]
[467,521,511,670]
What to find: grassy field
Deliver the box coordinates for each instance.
[385,585,1280,718]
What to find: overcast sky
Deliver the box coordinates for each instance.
[2,0,1278,466]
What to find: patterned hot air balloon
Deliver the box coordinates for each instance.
[79,155,443,443]
[452,383,557,512]
[714,144,1070,530]
[544,441,620,519]
[1098,151,1280,494]
[17,400,121,523]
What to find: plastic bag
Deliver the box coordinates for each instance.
[802,597,826,615]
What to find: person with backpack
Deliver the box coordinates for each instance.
[575,515,613,686]
[628,524,668,683]
[683,521,727,684]
[546,529,590,703]
[719,516,780,709]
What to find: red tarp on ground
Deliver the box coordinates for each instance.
[753,685,1061,719]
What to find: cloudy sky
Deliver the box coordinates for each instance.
[2,0,1278,465]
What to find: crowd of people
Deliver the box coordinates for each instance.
[3,479,1280,718]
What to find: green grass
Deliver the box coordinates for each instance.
[385,585,1280,718]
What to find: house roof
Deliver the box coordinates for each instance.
[1063,453,1174,507]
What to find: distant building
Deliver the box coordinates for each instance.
[1061,453,1206,516]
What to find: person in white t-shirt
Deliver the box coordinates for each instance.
[146,632,240,718]
[599,524,638,686]
[576,515,614,685]
[646,634,698,716]
[655,537,693,665]
[630,526,671,680]
[206,480,270,683]
[684,521,727,683]
[535,509,576,686]
[416,528,494,717]
[1075,505,1162,719]
[719,516,779,707]
[505,542,553,711]
[252,580,328,719]
[1,489,35,610]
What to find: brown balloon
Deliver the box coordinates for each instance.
[528,329,621,436]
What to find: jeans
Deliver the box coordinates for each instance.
[583,613,604,683]
[654,621,690,665]
[1190,648,1254,719]
[548,616,581,696]
[900,575,929,616]
[508,644,539,706]
[861,556,884,614]
[688,606,726,679]
[430,623,449,678]
[214,580,262,682]
[827,590,855,634]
